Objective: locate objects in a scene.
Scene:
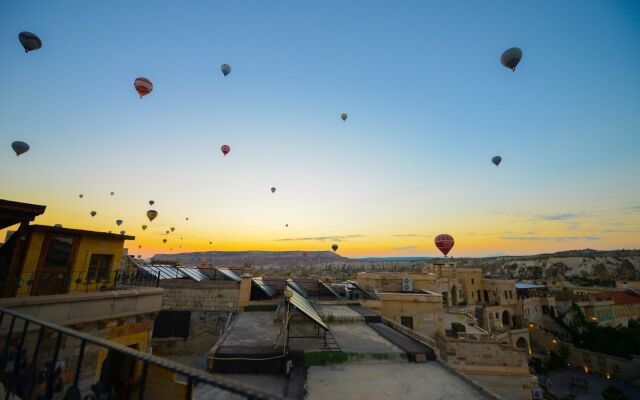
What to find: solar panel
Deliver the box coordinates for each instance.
[286,279,308,298]
[289,290,328,331]
[252,277,276,298]
[141,265,186,279]
[215,267,241,282]
[319,280,341,298]
[181,267,211,282]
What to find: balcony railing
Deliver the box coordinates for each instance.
[0,307,284,399]
[1,269,161,297]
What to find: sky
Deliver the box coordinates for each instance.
[1,1,639,258]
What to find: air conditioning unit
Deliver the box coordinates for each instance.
[531,388,543,400]
[401,277,413,292]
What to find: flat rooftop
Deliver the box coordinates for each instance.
[443,312,488,334]
[307,362,488,400]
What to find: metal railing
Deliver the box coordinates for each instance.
[1,269,160,297]
[0,307,285,400]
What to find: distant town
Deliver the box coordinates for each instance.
[1,199,639,399]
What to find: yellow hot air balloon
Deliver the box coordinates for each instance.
[146,210,158,222]
[141,225,148,230]
[170,227,175,232]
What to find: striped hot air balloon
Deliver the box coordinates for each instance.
[134,77,153,98]
[434,234,455,256]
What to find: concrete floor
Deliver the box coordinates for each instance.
[443,312,486,334]
[306,362,487,400]
[221,312,281,348]
[194,374,288,400]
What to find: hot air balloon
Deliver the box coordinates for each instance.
[332,244,338,252]
[221,64,231,76]
[165,230,170,234]
[341,113,348,121]
[120,230,125,235]
[137,255,142,259]
[434,234,455,256]
[90,211,97,217]
[79,194,84,198]
[500,47,523,71]
[209,241,212,245]
[163,239,167,244]
[18,32,42,53]
[170,227,175,232]
[221,145,230,156]
[492,156,502,166]
[185,217,189,221]
[149,200,155,206]
[116,220,123,226]
[134,77,153,98]
[138,245,142,249]
[146,210,158,222]
[11,141,30,156]
[141,225,148,230]
[271,187,276,194]
[110,192,114,196]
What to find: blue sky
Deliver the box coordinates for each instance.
[1,1,639,257]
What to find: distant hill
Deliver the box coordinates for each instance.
[356,257,435,261]
[152,250,349,267]
[452,249,640,280]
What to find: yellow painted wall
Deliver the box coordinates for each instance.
[17,229,126,296]
[379,293,444,337]
[95,330,151,381]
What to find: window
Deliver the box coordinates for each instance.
[471,278,475,284]
[43,236,74,269]
[400,316,414,330]
[87,254,113,283]
[504,290,508,299]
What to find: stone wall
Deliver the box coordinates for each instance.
[437,335,530,376]
[153,310,232,356]
[159,280,239,311]
[152,280,239,356]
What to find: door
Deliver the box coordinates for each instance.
[32,233,79,295]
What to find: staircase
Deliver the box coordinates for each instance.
[474,306,485,330]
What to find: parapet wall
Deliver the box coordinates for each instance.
[159,280,239,311]
[437,335,530,376]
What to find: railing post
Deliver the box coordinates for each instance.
[138,361,149,400]
[1,315,16,370]
[46,331,64,397]
[6,319,29,399]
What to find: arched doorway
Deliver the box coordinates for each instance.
[501,310,510,328]
[516,337,528,350]
[451,285,458,306]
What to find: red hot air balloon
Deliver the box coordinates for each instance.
[434,234,454,256]
[134,77,153,98]
[221,145,230,156]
